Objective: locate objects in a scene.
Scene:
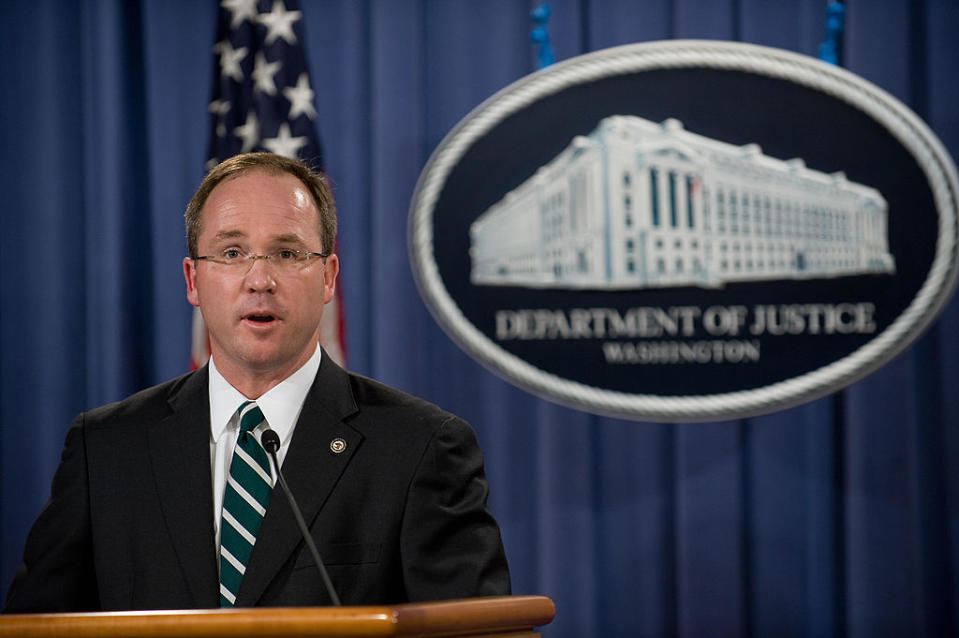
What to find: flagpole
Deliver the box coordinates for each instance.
[818,0,846,66]
[530,1,555,70]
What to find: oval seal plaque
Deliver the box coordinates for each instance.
[408,40,959,422]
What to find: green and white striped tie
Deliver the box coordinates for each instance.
[219,401,273,607]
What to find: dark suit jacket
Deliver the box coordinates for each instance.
[4,353,510,612]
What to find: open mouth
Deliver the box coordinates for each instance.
[245,314,277,324]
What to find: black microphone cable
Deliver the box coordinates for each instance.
[261,429,342,606]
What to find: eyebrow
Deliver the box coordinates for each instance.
[211,231,306,245]
[213,230,246,242]
[271,233,305,245]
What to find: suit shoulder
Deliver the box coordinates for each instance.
[81,370,199,430]
[345,372,464,434]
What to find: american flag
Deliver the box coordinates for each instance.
[192,0,345,368]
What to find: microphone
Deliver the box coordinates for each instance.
[261,429,342,606]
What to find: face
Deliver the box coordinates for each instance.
[183,169,338,387]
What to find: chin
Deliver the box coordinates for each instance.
[241,343,311,371]
[228,342,283,367]
[243,351,290,369]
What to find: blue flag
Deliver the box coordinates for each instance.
[193,0,345,367]
[206,0,322,167]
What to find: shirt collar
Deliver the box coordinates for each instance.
[209,346,322,445]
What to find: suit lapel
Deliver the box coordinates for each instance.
[148,367,220,609]
[236,353,363,607]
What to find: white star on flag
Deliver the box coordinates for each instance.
[261,122,308,158]
[258,0,301,45]
[283,73,316,120]
[214,40,247,82]
[251,52,281,96]
[221,0,258,28]
[233,111,260,153]
[208,99,231,137]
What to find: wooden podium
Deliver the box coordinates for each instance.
[0,595,554,637]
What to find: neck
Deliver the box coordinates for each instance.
[227,373,288,400]
[211,348,318,399]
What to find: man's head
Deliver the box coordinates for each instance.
[185,152,337,259]
[183,153,339,396]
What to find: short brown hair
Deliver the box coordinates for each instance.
[185,152,336,258]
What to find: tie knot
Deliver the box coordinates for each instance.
[237,401,265,434]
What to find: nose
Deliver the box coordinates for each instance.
[244,256,276,292]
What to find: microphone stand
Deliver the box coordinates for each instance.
[261,429,342,606]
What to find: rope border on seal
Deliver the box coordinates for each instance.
[407,39,959,422]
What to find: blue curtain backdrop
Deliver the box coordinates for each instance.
[1,1,957,636]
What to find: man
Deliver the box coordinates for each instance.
[4,153,510,612]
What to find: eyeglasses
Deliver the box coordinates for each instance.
[194,248,329,273]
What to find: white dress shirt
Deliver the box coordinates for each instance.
[208,345,322,551]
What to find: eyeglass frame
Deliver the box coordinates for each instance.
[193,248,330,273]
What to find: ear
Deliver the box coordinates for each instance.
[322,254,339,304]
[183,257,200,307]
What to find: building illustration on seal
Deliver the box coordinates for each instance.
[469,115,896,289]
